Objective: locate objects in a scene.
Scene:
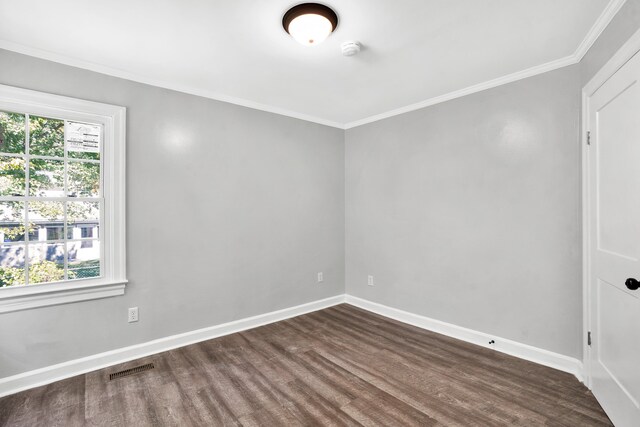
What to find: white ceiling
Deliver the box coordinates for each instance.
[0,0,621,128]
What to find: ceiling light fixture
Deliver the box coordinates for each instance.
[283,3,338,46]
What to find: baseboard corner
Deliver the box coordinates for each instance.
[344,294,584,383]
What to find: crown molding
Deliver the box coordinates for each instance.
[574,0,628,61]
[344,0,627,129]
[0,0,626,130]
[0,40,345,130]
[343,54,579,129]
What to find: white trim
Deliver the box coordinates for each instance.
[344,295,584,382]
[0,83,126,118]
[583,26,640,96]
[574,0,628,61]
[0,293,587,397]
[0,280,126,314]
[343,55,577,129]
[582,88,592,389]
[0,0,626,130]
[581,25,640,390]
[0,294,345,398]
[0,40,345,130]
[0,84,127,313]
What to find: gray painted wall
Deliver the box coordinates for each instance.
[346,65,583,357]
[345,0,640,360]
[0,49,345,377]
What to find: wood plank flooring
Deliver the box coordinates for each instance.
[0,304,611,426]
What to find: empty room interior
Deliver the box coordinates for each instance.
[1,0,640,425]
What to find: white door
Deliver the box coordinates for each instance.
[588,50,640,427]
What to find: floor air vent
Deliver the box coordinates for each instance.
[109,363,155,380]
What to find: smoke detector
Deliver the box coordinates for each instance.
[341,41,361,57]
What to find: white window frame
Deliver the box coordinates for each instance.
[0,84,126,313]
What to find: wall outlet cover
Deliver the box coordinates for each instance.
[128,307,139,323]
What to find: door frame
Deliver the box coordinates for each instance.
[582,27,640,389]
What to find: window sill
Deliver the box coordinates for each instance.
[0,280,127,314]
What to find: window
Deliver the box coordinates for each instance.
[0,85,126,313]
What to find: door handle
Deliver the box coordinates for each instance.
[625,278,640,290]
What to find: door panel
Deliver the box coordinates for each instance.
[597,81,640,259]
[588,50,640,427]
[597,279,640,404]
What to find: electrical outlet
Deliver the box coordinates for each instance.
[128,307,139,323]
[368,275,374,286]
[317,272,323,283]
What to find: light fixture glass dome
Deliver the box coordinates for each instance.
[288,14,333,46]
[283,3,338,47]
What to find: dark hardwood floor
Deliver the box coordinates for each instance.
[0,304,611,426]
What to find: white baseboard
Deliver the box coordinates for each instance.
[0,294,346,398]
[344,295,584,382]
[0,293,584,398]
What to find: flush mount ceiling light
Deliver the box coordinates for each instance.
[283,3,338,46]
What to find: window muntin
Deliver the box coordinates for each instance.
[0,111,102,287]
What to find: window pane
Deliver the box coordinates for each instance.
[1,202,25,242]
[68,161,99,197]
[67,121,100,161]
[67,201,99,239]
[0,111,26,154]
[68,151,100,161]
[29,115,64,157]
[27,243,65,284]
[0,244,26,287]
[68,241,100,280]
[29,158,64,196]
[66,122,102,160]
[0,156,26,196]
[28,201,64,242]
